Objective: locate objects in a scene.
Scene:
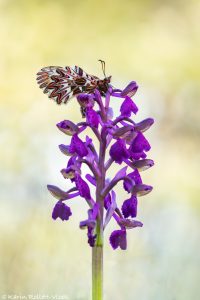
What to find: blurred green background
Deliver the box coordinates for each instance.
[1,0,200,299]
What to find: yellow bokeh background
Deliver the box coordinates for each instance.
[1,0,200,299]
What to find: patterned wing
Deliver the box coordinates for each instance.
[36,66,99,104]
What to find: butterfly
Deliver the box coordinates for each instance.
[36,60,112,105]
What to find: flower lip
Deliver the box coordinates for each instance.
[109,229,127,250]
[121,81,138,97]
[130,132,151,152]
[121,195,138,218]
[52,201,72,221]
[120,97,138,117]
[129,132,151,160]
[88,229,97,247]
[109,139,129,164]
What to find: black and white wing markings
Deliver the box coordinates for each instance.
[71,66,100,94]
[36,66,99,104]
[37,66,70,104]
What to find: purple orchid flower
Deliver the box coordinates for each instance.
[47,81,154,252]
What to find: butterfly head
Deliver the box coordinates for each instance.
[97,76,112,95]
[105,75,112,83]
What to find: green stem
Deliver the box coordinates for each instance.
[92,100,107,300]
[92,243,103,300]
[92,192,104,300]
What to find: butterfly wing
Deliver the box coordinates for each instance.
[36,66,99,104]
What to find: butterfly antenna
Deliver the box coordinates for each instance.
[98,59,106,77]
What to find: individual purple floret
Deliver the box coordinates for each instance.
[109,139,129,164]
[47,81,154,250]
[123,169,142,193]
[69,134,88,157]
[109,230,127,250]
[120,97,138,116]
[52,202,72,221]
[121,195,138,218]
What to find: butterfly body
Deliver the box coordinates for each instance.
[36,66,111,105]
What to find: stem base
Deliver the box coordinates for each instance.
[92,245,103,300]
